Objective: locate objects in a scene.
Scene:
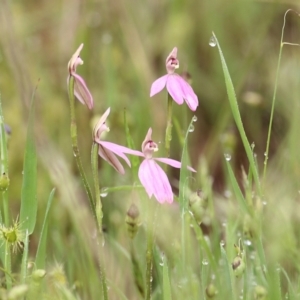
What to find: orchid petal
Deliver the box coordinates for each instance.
[72,73,94,109]
[68,43,84,73]
[98,145,125,174]
[177,76,199,111]
[93,108,111,138]
[138,159,173,203]
[166,75,184,105]
[100,141,144,165]
[154,158,196,172]
[150,75,168,97]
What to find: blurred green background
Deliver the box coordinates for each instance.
[1,0,300,298]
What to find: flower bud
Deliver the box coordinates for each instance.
[0,173,10,191]
[206,283,218,298]
[189,190,208,224]
[125,204,140,239]
[254,285,268,300]
[232,256,245,278]
[32,269,46,280]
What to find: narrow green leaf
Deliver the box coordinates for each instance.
[21,230,29,283]
[35,188,55,269]
[225,160,250,214]
[213,33,262,197]
[162,257,172,300]
[20,88,38,234]
[220,246,235,300]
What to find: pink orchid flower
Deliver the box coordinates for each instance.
[93,108,142,174]
[129,128,196,204]
[67,44,94,109]
[150,47,199,111]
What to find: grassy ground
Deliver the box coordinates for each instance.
[0,0,300,299]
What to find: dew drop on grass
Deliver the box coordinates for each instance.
[244,240,252,246]
[188,124,195,132]
[224,153,231,161]
[251,142,255,150]
[100,187,108,197]
[192,115,198,122]
[209,36,217,47]
[220,240,225,247]
[262,201,267,206]
[202,258,209,265]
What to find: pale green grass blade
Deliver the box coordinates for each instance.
[35,188,55,269]
[281,267,296,300]
[225,160,250,214]
[162,257,172,300]
[20,89,37,234]
[212,33,262,197]
[21,230,29,283]
[220,246,235,300]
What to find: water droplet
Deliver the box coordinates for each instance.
[220,240,225,247]
[209,36,217,47]
[100,187,108,197]
[244,240,252,246]
[262,201,267,206]
[224,153,231,161]
[192,116,198,122]
[73,152,77,157]
[150,276,153,282]
[188,124,195,132]
[251,142,255,150]
[202,258,209,265]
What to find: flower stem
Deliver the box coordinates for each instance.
[67,76,96,220]
[91,143,103,233]
[4,242,11,289]
[91,143,108,299]
[145,202,155,300]
[165,93,173,158]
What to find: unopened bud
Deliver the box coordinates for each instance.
[32,269,46,280]
[189,190,208,224]
[125,204,140,239]
[254,285,268,300]
[0,173,10,191]
[243,214,257,240]
[232,256,245,278]
[206,283,218,298]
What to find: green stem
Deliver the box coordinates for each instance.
[5,242,11,289]
[165,93,173,158]
[145,203,155,300]
[91,143,103,233]
[103,185,144,194]
[91,143,108,299]
[263,9,297,187]
[67,76,96,220]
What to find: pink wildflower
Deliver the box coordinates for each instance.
[130,128,196,204]
[93,108,141,174]
[67,44,94,109]
[150,47,199,111]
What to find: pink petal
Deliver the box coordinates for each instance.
[72,73,94,109]
[98,144,125,174]
[177,76,198,111]
[155,158,196,172]
[68,43,84,73]
[150,75,168,97]
[94,108,111,137]
[166,75,184,105]
[100,141,144,166]
[138,159,173,203]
